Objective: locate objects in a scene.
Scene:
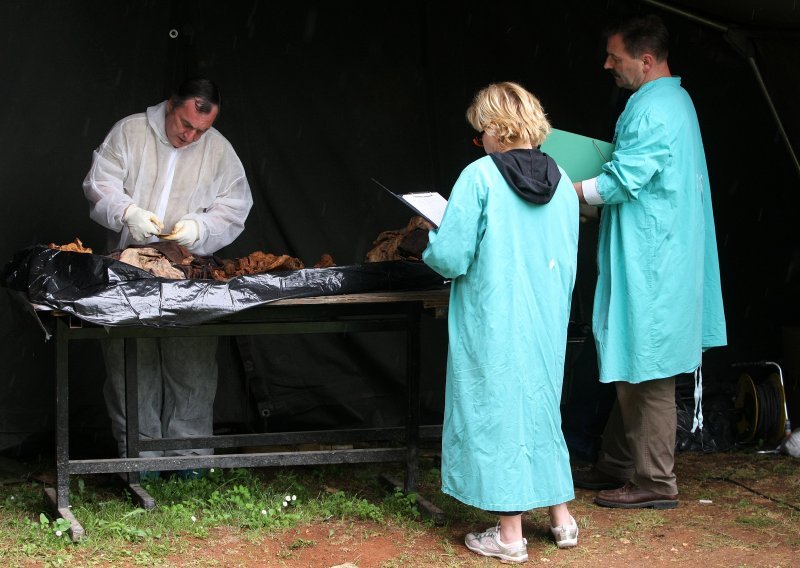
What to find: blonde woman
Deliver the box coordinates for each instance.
[422,82,579,562]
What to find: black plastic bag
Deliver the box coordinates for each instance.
[2,245,447,328]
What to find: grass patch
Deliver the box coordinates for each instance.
[0,464,428,566]
[694,531,751,551]
[608,510,668,541]
[734,512,778,527]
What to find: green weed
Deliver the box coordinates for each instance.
[0,465,423,565]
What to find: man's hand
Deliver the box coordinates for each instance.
[573,181,586,203]
[124,204,164,242]
[161,219,200,247]
[579,203,600,223]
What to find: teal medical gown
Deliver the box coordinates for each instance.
[591,77,727,383]
[423,153,578,511]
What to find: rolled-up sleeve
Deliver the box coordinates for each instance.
[597,112,670,204]
[582,176,604,205]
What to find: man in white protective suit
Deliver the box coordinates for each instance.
[83,78,253,478]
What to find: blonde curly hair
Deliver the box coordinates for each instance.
[466,82,551,150]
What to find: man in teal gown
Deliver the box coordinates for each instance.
[573,15,727,509]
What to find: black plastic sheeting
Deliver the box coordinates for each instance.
[1,245,448,328]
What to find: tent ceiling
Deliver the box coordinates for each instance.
[655,0,800,29]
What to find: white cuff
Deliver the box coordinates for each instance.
[582,177,604,206]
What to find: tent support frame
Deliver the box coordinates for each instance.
[642,0,800,177]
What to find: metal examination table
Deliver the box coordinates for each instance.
[43,289,449,540]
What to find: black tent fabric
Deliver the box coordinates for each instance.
[1,0,799,454]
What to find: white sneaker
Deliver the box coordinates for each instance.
[550,515,579,548]
[465,524,528,563]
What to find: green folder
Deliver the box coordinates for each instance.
[540,128,615,182]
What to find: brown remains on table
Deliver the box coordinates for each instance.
[48,238,93,254]
[47,239,336,281]
[364,216,430,262]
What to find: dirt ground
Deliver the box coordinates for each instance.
[62,449,800,567]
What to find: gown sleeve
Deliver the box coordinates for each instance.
[422,162,487,279]
[598,110,671,204]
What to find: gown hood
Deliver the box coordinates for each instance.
[489,148,561,204]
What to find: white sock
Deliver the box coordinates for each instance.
[552,515,576,529]
[497,534,525,547]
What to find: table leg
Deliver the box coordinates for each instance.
[123,338,155,509]
[405,305,420,494]
[47,319,85,541]
[398,305,445,523]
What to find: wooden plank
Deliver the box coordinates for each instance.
[269,289,450,307]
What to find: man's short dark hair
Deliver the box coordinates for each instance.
[170,78,221,114]
[605,14,669,61]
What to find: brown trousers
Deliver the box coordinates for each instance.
[595,376,678,495]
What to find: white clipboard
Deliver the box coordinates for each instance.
[373,178,447,228]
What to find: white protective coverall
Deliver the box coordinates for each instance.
[83,101,253,457]
[423,150,578,512]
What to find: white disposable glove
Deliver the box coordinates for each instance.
[123,204,164,243]
[161,219,200,248]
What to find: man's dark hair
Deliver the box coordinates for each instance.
[170,78,221,114]
[605,14,669,61]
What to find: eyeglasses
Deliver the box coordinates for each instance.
[472,131,484,148]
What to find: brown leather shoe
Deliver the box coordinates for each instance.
[594,482,678,509]
[572,467,626,490]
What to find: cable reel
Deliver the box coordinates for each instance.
[734,362,789,447]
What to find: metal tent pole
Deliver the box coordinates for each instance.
[641,0,800,177]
